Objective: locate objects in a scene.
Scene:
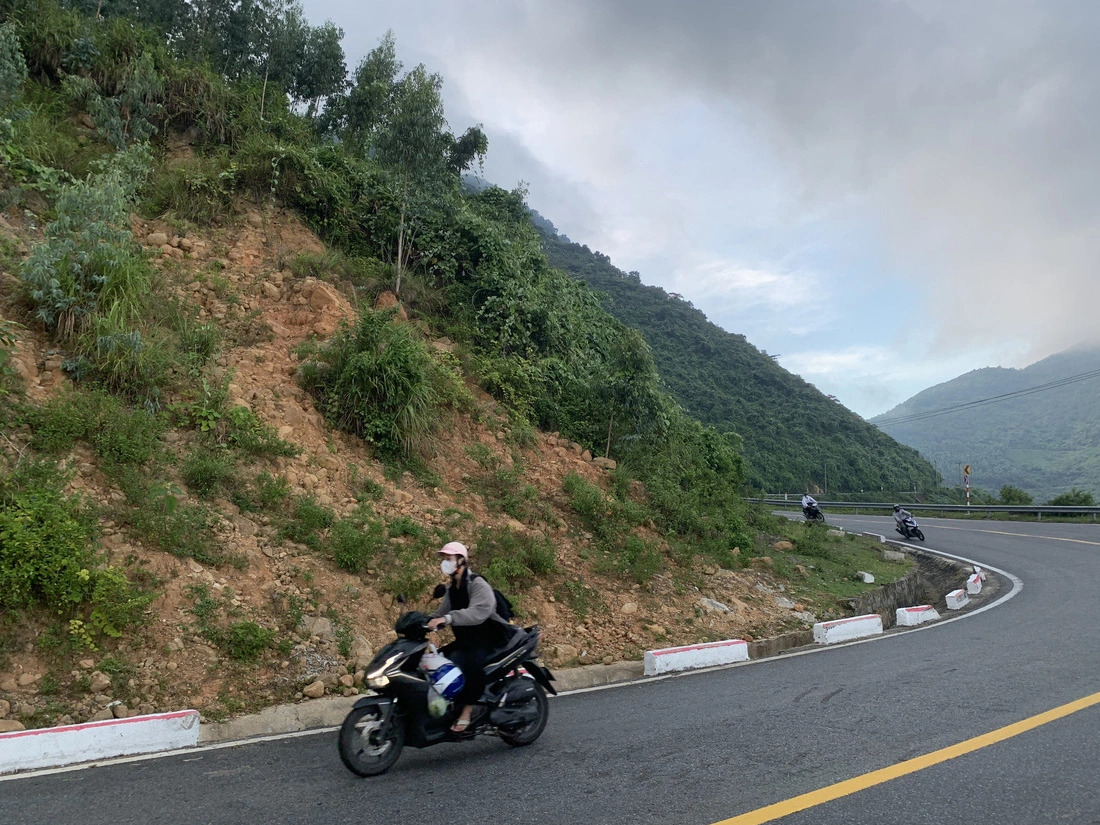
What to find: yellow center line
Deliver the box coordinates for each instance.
[711,691,1100,825]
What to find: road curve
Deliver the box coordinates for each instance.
[1,515,1097,824]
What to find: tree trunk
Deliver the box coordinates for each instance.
[395,170,409,295]
[260,65,270,121]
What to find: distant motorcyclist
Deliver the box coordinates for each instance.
[801,493,821,520]
[893,504,912,526]
[427,542,515,733]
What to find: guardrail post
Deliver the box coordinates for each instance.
[1037,512,1042,522]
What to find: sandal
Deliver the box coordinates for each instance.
[450,717,472,733]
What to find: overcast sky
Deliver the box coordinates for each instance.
[301,0,1100,418]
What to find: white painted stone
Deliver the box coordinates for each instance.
[643,639,749,676]
[862,532,886,544]
[896,605,941,626]
[973,566,987,581]
[946,589,970,610]
[856,570,875,583]
[966,573,983,595]
[0,710,199,774]
[812,614,883,644]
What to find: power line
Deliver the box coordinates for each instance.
[874,367,1100,426]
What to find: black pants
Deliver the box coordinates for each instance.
[443,622,517,706]
[443,643,491,706]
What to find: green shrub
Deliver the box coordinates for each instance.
[1046,488,1095,507]
[221,620,275,662]
[74,301,176,404]
[142,154,237,224]
[387,515,422,539]
[473,526,556,592]
[330,516,386,573]
[20,144,152,337]
[0,470,151,638]
[224,405,299,457]
[794,522,833,560]
[233,471,290,513]
[182,447,236,498]
[113,466,233,566]
[378,549,432,599]
[299,307,460,457]
[618,535,662,584]
[279,496,334,549]
[30,389,162,466]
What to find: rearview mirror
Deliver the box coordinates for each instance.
[396,594,406,605]
[432,584,447,600]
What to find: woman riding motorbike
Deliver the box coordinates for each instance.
[426,542,516,732]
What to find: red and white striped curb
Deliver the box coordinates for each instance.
[813,613,883,644]
[643,639,749,676]
[946,588,970,610]
[0,710,199,775]
[966,573,984,595]
[896,605,941,626]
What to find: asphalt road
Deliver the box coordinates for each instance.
[2,515,1098,825]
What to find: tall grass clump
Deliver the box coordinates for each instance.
[299,307,461,458]
[20,144,152,338]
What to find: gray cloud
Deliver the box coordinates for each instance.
[418,0,1100,357]
[304,0,1100,410]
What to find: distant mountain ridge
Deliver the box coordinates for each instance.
[535,224,940,495]
[871,347,1100,500]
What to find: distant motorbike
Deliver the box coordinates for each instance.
[803,504,826,523]
[895,515,925,541]
[338,609,556,777]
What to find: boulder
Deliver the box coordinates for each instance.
[88,671,112,693]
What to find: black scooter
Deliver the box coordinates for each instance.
[803,503,826,523]
[895,515,925,541]
[337,608,556,776]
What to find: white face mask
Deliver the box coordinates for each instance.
[440,560,458,576]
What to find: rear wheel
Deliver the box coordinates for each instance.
[499,682,549,747]
[338,703,404,776]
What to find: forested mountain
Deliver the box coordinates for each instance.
[538,232,941,495]
[872,347,1100,501]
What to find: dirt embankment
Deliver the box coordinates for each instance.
[0,206,848,730]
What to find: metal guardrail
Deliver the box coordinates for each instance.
[758,498,1100,522]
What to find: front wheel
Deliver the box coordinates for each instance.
[499,682,549,747]
[914,528,925,541]
[338,703,404,776]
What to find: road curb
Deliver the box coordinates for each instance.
[0,710,199,775]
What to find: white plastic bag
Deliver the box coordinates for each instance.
[419,643,449,673]
[421,644,456,717]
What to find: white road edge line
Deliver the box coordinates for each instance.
[1,538,1022,781]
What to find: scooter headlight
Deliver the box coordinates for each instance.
[366,674,390,688]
